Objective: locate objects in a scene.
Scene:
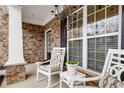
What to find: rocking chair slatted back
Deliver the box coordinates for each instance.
[50,48,66,71]
[102,49,124,82]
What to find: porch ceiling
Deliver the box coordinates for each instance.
[0,5,62,25]
[22,5,55,25]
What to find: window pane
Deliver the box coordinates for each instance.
[88,59,95,71]
[88,39,95,60]
[69,40,83,66]
[88,39,95,49]
[73,22,78,38]
[88,39,95,71]
[87,5,95,15]
[78,9,83,19]
[96,37,105,50]
[87,14,95,36]
[88,49,95,59]
[68,8,83,39]
[68,31,73,39]
[96,9,105,35]
[96,38,105,61]
[107,5,118,18]
[78,19,83,37]
[106,5,119,33]
[96,61,104,72]
[88,36,118,73]
[73,13,77,21]
[96,5,105,11]
[96,50,105,62]
[73,22,78,31]
[106,36,118,51]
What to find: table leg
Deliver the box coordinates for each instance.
[70,81,74,88]
[83,81,85,86]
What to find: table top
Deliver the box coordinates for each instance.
[60,71,86,80]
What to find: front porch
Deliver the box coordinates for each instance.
[1,63,97,88]
[1,64,65,88]
[0,5,124,88]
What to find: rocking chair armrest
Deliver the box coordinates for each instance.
[35,60,50,65]
[73,76,102,82]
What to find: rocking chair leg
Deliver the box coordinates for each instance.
[60,80,62,88]
[47,75,51,88]
[36,71,39,81]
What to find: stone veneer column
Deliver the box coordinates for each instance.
[5,6,26,85]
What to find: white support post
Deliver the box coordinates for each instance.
[5,5,26,66]
[118,5,122,50]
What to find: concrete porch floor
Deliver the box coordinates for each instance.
[1,64,68,88]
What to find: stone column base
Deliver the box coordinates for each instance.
[6,65,26,85]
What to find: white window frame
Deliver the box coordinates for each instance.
[67,6,84,67]
[67,5,122,74]
[44,28,52,60]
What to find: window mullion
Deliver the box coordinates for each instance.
[83,5,87,68]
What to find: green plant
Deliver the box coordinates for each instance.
[66,61,79,65]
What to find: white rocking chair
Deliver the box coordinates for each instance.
[36,48,65,88]
[74,49,124,88]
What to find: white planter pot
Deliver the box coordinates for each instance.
[66,64,78,76]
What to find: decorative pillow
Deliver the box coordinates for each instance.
[99,73,124,88]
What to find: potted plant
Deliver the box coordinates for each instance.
[66,61,79,76]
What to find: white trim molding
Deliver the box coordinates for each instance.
[44,28,52,59]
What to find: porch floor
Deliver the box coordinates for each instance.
[1,64,68,88]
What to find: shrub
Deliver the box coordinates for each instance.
[66,61,79,65]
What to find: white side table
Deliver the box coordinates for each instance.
[60,71,86,88]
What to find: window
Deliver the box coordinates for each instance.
[87,5,119,73]
[67,5,120,73]
[68,9,83,39]
[88,36,118,72]
[67,8,83,66]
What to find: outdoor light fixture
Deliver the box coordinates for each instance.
[51,5,62,18]
[51,5,82,19]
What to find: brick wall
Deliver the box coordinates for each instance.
[23,22,44,63]
[0,8,8,64]
[6,65,26,85]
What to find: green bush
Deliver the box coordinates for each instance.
[66,61,79,65]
